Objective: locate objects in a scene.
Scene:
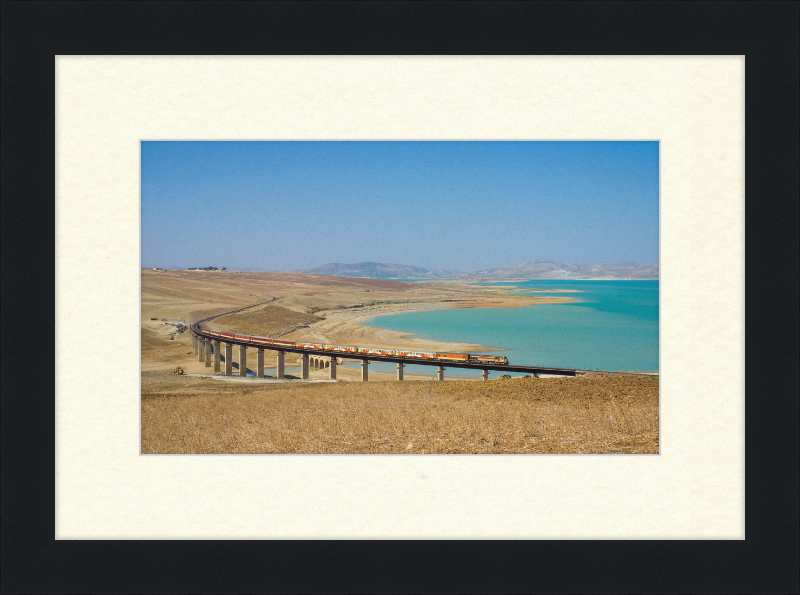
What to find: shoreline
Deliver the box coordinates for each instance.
[141,270,583,375]
[285,295,576,355]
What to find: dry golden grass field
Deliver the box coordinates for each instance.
[141,373,659,454]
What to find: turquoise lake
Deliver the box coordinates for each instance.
[355,280,659,378]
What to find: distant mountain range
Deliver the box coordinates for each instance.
[298,262,461,279]
[298,260,658,280]
[466,260,659,280]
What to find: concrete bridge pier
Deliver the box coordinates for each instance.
[276,350,284,379]
[329,357,337,380]
[225,344,233,376]
[213,340,221,373]
[300,353,309,379]
[397,362,404,381]
[257,348,264,379]
[204,339,211,367]
[437,366,444,381]
[239,346,247,377]
[482,369,489,381]
[197,337,204,362]
[361,360,369,381]
[192,335,197,354]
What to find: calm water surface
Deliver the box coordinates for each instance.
[358,280,659,378]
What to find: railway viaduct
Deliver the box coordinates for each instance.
[189,302,654,382]
[189,331,523,381]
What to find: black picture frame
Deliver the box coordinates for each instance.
[2,2,797,593]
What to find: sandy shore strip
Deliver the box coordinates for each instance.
[465,285,581,292]
[284,294,575,355]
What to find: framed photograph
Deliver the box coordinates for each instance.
[4,2,797,593]
[139,139,661,456]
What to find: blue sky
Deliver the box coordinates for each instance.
[141,141,658,271]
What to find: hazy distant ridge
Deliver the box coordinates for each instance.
[467,260,659,280]
[299,262,460,279]
[299,260,658,280]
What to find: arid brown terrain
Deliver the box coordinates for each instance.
[141,373,659,454]
[141,269,659,454]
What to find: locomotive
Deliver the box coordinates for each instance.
[200,327,509,365]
